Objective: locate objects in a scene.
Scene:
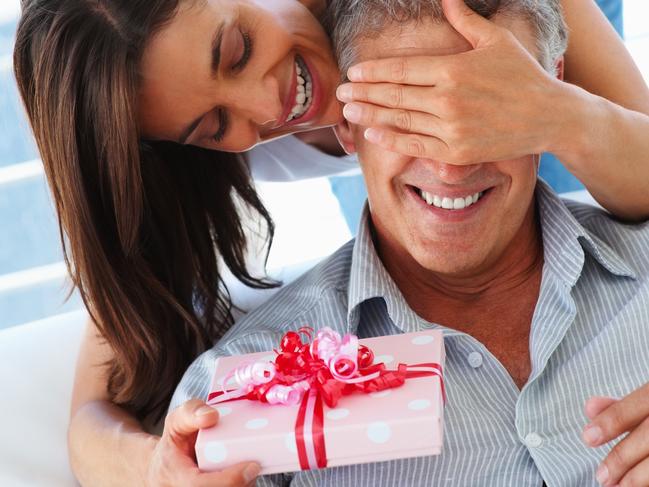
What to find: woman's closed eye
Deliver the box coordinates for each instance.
[211,30,252,143]
[231,32,252,71]
[212,108,228,143]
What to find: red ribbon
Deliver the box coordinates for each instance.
[207,329,445,471]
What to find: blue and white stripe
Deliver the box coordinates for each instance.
[171,179,649,486]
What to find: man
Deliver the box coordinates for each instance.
[171,0,649,485]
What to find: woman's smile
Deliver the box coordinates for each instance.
[138,0,342,153]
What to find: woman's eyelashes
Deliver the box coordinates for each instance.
[232,32,252,71]
[212,108,228,143]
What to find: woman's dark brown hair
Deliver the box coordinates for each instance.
[13,0,276,421]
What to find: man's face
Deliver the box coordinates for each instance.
[339,16,542,277]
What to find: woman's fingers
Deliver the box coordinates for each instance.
[343,102,442,138]
[441,0,501,48]
[364,128,448,161]
[338,82,440,112]
[595,416,649,487]
[347,56,448,85]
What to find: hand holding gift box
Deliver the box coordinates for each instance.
[196,328,446,475]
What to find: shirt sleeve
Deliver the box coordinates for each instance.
[246,135,359,182]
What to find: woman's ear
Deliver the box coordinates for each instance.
[296,0,327,17]
[333,120,357,155]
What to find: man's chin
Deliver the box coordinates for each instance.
[410,245,490,278]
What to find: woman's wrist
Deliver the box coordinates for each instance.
[544,80,607,175]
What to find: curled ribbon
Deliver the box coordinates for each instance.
[207,327,445,470]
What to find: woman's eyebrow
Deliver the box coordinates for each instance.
[210,23,226,75]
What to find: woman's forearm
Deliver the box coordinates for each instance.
[68,400,157,487]
[552,82,649,221]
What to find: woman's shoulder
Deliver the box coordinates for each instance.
[246,134,358,182]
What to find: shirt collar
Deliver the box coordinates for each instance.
[346,203,424,335]
[535,179,636,286]
[346,179,636,332]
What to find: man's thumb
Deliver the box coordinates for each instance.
[165,399,219,445]
[442,0,497,48]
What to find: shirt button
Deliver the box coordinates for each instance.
[467,351,483,368]
[525,433,544,448]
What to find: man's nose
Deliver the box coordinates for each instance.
[434,161,484,184]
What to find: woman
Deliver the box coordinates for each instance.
[12,0,649,485]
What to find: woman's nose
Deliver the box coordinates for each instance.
[235,78,284,128]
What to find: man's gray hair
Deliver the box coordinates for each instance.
[323,0,568,75]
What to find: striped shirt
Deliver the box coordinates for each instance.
[171,179,649,486]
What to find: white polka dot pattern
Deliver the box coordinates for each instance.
[408,399,431,411]
[374,354,394,364]
[284,432,297,453]
[326,408,350,420]
[366,422,392,444]
[215,406,232,417]
[245,418,269,430]
[368,390,391,398]
[412,335,435,345]
[204,441,228,463]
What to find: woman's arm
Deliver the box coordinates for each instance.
[335,0,649,220]
[68,320,260,486]
[553,0,649,220]
[68,320,154,485]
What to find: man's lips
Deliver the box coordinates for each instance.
[406,184,495,216]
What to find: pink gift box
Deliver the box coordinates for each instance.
[196,329,445,475]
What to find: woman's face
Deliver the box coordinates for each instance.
[138,0,342,152]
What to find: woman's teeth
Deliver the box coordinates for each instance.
[286,56,313,122]
[418,189,484,210]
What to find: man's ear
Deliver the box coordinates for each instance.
[555,56,565,81]
[333,120,357,155]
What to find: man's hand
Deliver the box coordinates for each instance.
[335,0,571,164]
[146,399,261,487]
[582,383,649,486]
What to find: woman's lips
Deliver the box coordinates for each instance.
[276,54,323,132]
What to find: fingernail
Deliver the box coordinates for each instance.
[364,128,381,143]
[195,405,215,417]
[347,66,362,81]
[244,463,262,483]
[337,84,353,101]
[596,464,609,485]
[583,424,603,446]
[343,104,361,122]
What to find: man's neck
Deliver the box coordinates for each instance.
[374,203,544,332]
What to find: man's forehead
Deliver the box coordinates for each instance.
[353,14,537,62]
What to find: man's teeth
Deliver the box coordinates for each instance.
[419,189,484,210]
[286,57,313,122]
